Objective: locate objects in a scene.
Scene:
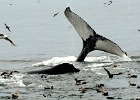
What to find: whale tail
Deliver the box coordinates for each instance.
[64,7,127,62]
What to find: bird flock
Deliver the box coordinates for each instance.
[72,65,140,100]
[0,23,16,46]
[1,14,59,46]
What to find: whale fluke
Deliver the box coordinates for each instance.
[64,7,126,61]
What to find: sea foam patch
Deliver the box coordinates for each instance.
[0,73,26,87]
[84,56,112,62]
[32,56,77,67]
[121,54,132,61]
[32,55,132,67]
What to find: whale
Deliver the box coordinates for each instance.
[64,7,127,62]
[25,63,80,75]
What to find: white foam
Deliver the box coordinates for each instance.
[0,73,46,87]
[32,55,132,68]
[96,72,106,75]
[84,56,111,62]
[112,55,132,62]
[85,55,132,62]
[84,62,113,72]
[122,54,132,61]
[32,56,77,67]
[12,74,25,80]
[16,80,26,87]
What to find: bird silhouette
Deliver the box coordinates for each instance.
[102,92,109,96]
[47,94,52,97]
[96,86,104,93]
[12,91,18,99]
[0,33,16,46]
[106,96,114,99]
[1,70,19,78]
[1,72,9,76]
[53,12,59,17]
[108,1,112,5]
[137,86,140,88]
[96,84,104,88]
[129,81,136,86]
[74,78,86,85]
[43,94,46,97]
[104,68,114,78]
[4,23,11,32]
[128,74,137,78]
[44,86,53,90]
[104,68,123,78]
[78,87,86,93]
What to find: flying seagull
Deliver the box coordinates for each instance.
[0,33,16,46]
[108,1,112,5]
[53,12,59,17]
[4,23,11,32]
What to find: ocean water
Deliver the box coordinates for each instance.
[0,0,140,99]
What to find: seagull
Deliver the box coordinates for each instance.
[12,91,18,99]
[102,92,109,96]
[47,94,52,97]
[137,86,140,88]
[1,70,19,78]
[128,74,137,78]
[104,68,114,78]
[43,94,46,97]
[128,81,136,86]
[4,23,11,32]
[74,78,86,85]
[96,86,105,93]
[53,12,59,17]
[96,84,105,88]
[78,87,86,93]
[104,68,124,78]
[108,0,112,5]
[0,33,16,46]
[113,65,119,67]
[44,86,53,90]
[106,96,115,99]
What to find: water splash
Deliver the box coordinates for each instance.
[32,55,132,67]
[118,54,132,62]
[84,56,112,62]
[32,56,76,67]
